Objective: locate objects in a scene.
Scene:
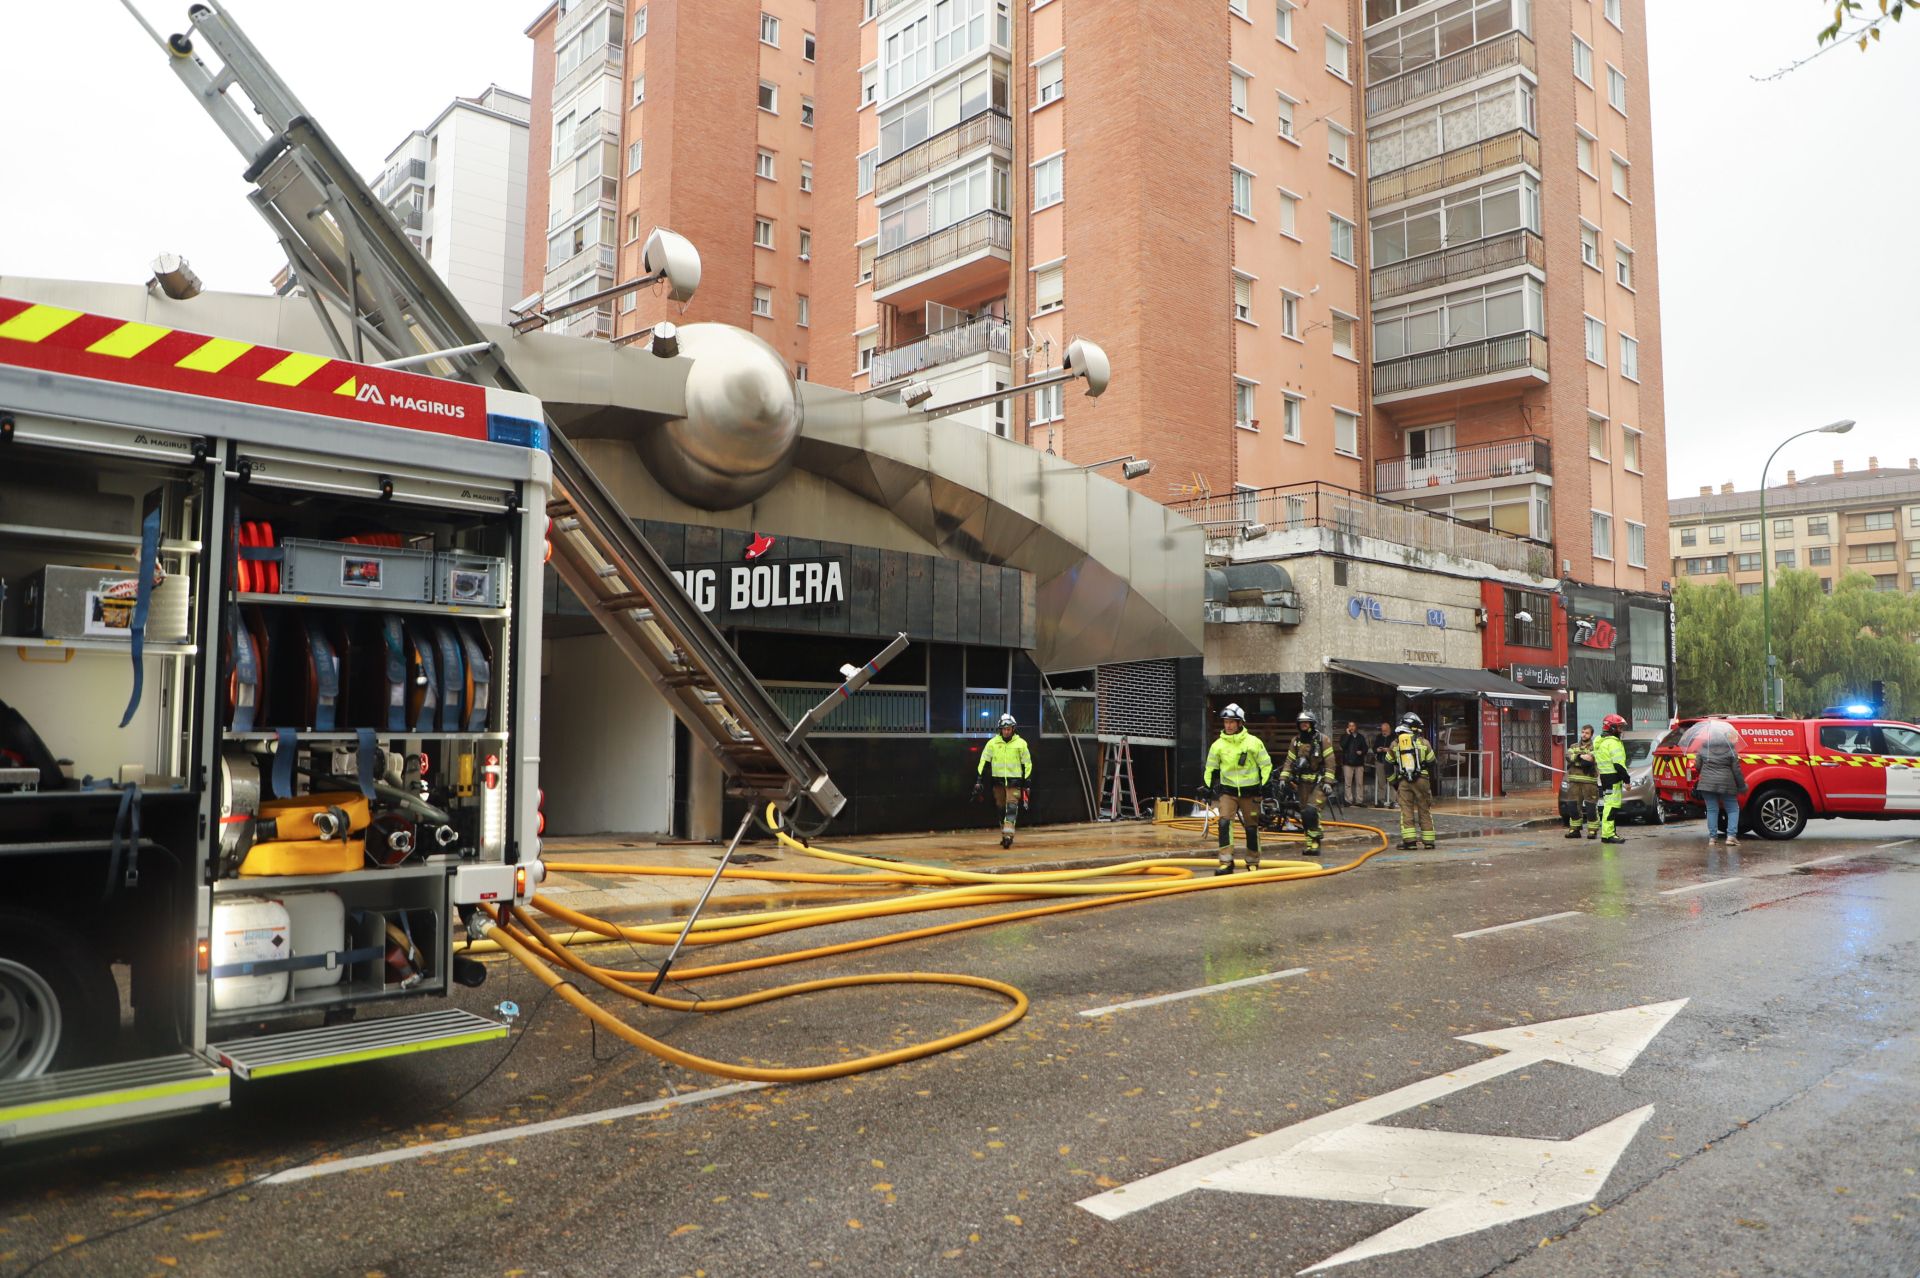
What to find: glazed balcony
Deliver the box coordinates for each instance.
[871,315,1012,385]
[1368,129,1539,209]
[1365,31,1536,117]
[875,111,1012,202]
[1370,228,1544,303]
[872,210,1013,308]
[1372,331,1548,403]
[1374,435,1552,497]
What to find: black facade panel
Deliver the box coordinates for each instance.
[956,560,983,646]
[932,557,958,642]
[977,567,1003,647]
[907,556,934,637]
[928,643,965,734]
[850,546,881,636]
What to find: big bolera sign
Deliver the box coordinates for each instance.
[672,559,847,616]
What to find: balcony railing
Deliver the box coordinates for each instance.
[768,684,929,733]
[1374,435,1552,494]
[873,210,1013,292]
[875,111,1012,200]
[553,40,622,107]
[544,240,616,282]
[1369,129,1539,208]
[1370,228,1544,302]
[568,112,619,158]
[1373,331,1548,398]
[871,315,1011,384]
[1175,481,1551,578]
[375,157,427,201]
[1366,31,1536,116]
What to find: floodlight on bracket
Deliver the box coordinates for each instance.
[909,338,1111,422]
[510,228,701,334]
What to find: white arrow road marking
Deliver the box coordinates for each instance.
[1078,999,1687,1271]
[1078,968,1309,1018]
[1452,910,1583,939]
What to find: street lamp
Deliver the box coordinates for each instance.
[1070,454,1154,480]
[1760,418,1854,713]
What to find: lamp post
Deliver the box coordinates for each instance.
[1760,419,1854,713]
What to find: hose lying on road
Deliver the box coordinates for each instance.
[478,806,1390,1083]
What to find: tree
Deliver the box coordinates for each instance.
[1757,1,1907,79]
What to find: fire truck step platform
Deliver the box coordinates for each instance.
[0,1054,230,1143]
[211,1009,507,1081]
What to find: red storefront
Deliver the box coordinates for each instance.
[1480,583,1571,794]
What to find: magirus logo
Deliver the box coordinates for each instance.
[354,380,467,419]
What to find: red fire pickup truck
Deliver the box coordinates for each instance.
[1652,716,1920,840]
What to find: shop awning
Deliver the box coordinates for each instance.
[1327,658,1550,705]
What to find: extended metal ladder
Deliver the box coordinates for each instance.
[131,0,844,818]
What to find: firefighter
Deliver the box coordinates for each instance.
[972,713,1032,849]
[1594,712,1630,845]
[1197,703,1272,874]
[1282,711,1336,856]
[1390,712,1438,850]
[1564,724,1601,840]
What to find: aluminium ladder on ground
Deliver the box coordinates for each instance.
[1098,738,1145,822]
[134,0,844,821]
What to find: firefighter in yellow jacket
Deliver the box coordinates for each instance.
[1199,703,1273,874]
[1390,712,1439,850]
[973,713,1033,848]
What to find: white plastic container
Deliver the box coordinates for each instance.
[211,895,291,1011]
[278,890,347,991]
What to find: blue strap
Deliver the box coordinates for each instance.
[229,610,259,732]
[109,782,142,894]
[410,622,438,732]
[211,944,383,979]
[304,616,339,730]
[459,621,491,733]
[272,727,297,799]
[382,616,407,730]
[118,506,162,728]
[433,624,462,731]
[355,728,378,801]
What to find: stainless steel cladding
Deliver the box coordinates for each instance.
[634,323,800,511]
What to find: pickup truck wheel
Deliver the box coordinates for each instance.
[0,910,119,1081]
[1748,787,1809,841]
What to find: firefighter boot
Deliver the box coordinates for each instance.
[1564,822,1584,839]
[1245,827,1261,872]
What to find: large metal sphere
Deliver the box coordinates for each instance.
[636,322,800,510]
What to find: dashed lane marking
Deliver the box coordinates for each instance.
[1658,877,1745,896]
[1077,968,1310,1018]
[1875,838,1915,849]
[1452,910,1583,940]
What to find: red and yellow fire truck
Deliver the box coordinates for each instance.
[1652,715,1920,839]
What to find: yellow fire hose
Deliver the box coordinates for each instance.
[477,803,1389,1083]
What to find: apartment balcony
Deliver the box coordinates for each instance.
[1374,435,1552,497]
[873,210,1014,309]
[542,243,617,294]
[553,40,622,107]
[1365,31,1536,117]
[871,315,1012,386]
[1372,331,1549,403]
[1370,228,1544,303]
[386,201,424,233]
[375,158,427,202]
[1368,129,1539,209]
[875,112,1013,202]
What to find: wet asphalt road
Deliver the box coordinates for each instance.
[4,818,1919,1278]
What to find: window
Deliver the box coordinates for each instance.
[857,238,876,283]
[1709,525,1725,544]
[1605,0,1622,26]
[1627,522,1647,568]
[1607,64,1628,113]
[1587,414,1609,460]
[796,295,810,327]
[1611,154,1631,200]
[1229,0,1248,15]
[1592,511,1614,559]
[800,161,813,192]
[1576,129,1596,175]
[798,228,812,258]
[754,217,775,248]
[1372,277,1546,360]
[759,80,778,113]
[1739,582,1761,596]
[626,211,641,242]
[1912,540,1920,559]
[1506,590,1553,647]
[1329,214,1355,264]
[1585,315,1606,365]
[862,64,879,106]
[756,148,776,179]
[1033,379,1064,423]
[1807,516,1830,536]
[1852,543,1898,564]
[1849,511,1896,532]
[1368,174,1542,265]
[857,149,876,196]
[760,13,780,46]
[1276,92,1297,140]
[1733,553,1761,573]
[1280,290,1300,338]
[1233,273,1254,322]
[865,0,876,18]
[1278,188,1300,237]
[627,140,643,173]
[1231,166,1254,217]
[1234,379,1256,429]
[801,97,815,127]
[1366,80,1536,179]
[1282,392,1303,440]
[1739,521,1760,542]
[1774,518,1794,537]
[1913,509,1920,525]
[619,290,637,314]
[1687,556,1728,575]
[1615,244,1634,288]
[1623,426,1642,471]
[805,31,816,60]
[1230,68,1250,117]
[1033,154,1063,210]
[1334,408,1359,456]
[1325,29,1349,78]
[1776,549,1796,568]
[1035,264,1063,313]
[795,362,809,382]
[752,285,773,317]
[1620,334,1638,381]
[1037,55,1063,105]
[633,74,645,104]
[1276,0,1295,44]
[633,5,647,39]
[1809,546,1832,565]
[1572,35,1592,84]
[1680,528,1696,546]
[1331,313,1355,359]
[1580,221,1600,269]
[1327,122,1352,170]
[857,331,876,374]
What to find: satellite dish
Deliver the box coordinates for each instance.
[642,228,702,303]
[1064,338,1111,399]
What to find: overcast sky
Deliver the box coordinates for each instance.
[2,0,1914,499]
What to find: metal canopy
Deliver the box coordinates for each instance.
[1328,658,1550,703]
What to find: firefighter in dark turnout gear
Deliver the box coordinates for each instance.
[1199,704,1273,874]
[1391,712,1439,849]
[1564,723,1601,840]
[1282,712,1336,856]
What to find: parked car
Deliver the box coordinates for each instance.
[1652,714,1920,840]
[1559,731,1667,825]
